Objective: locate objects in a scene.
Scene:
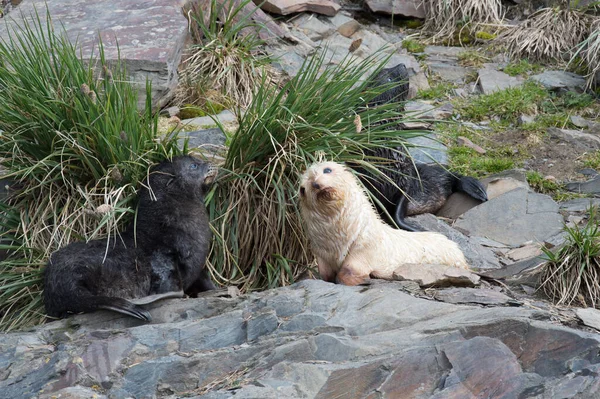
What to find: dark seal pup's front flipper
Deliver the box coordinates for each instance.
[394,196,424,232]
[129,290,185,305]
[455,175,488,202]
[88,296,152,321]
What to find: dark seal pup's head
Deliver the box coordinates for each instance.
[147,156,217,201]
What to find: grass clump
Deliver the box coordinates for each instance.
[449,146,516,177]
[401,38,426,53]
[0,13,181,331]
[502,59,543,76]
[571,20,600,88]
[495,6,590,62]
[526,171,564,196]
[458,50,490,67]
[421,0,504,43]
[176,0,271,108]
[207,50,423,291]
[417,82,456,100]
[540,207,600,307]
[458,81,548,123]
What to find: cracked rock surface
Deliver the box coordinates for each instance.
[3,280,600,398]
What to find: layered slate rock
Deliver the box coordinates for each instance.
[0,0,189,108]
[5,280,600,398]
[257,0,341,16]
[455,187,564,247]
[365,0,425,18]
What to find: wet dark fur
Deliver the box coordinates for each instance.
[43,156,216,321]
[357,63,488,232]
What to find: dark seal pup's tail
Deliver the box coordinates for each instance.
[453,175,488,202]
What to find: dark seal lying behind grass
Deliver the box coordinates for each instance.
[358,63,488,231]
[43,156,217,321]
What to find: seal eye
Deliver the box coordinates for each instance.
[300,187,306,196]
[190,163,198,170]
[323,167,332,174]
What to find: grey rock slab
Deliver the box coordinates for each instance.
[1,0,189,109]
[559,197,600,212]
[481,176,530,200]
[423,46,464,58]
[530,70,586,92]
[294,14,334,41]
[405,101,453,120]
[259,0,341,16]
[392,263,481,287]
[454,187,564,247]
[547,127,600,150]
[6,280,600,398]
[409,213,502,270]
[428,62,471,83]
[181,110,237,129]
[576,308,600,331]
[436,192,483,219]
[433,287,518,306]
[478,68,524,94]
[178,127,227,150]
[407,134,448,164]
[565,175,600,194]
[365,0,425,18]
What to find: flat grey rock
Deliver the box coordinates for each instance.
[365,0,425,18]
[423,45,464,58]
[559,198,600,212]
[547,127,600,150]
[530,70,586,92]
[1,0,189,109]
[455,188,564,247]
[478,68,524,94]
[576,308,600,331]
[433,287,518,306]
[178,127,227,151]
[565,175,600,194]
[407,134,448,164]
[6,280,600,398]
[428,62,470,83]
[409,214,501,270]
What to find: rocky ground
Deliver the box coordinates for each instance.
[2,0,600,398]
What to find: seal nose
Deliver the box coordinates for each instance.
[312,182,321,190]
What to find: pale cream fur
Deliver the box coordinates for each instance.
[299,161,469,285]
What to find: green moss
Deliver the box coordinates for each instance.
[526,170,576,201]
[179,101,226,120]
[475,31,496,40]
[401,38,425,53]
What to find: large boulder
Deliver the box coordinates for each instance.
[5,280,600,398]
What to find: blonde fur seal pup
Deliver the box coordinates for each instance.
[298,161,469,285]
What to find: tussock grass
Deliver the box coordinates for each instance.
[176,0,271,109]
[540,207,600,307]
[495,6,590,62]
[0,12,181,331]
[571,19,600,88]
[206,50,424,291]
[421,0,504,44]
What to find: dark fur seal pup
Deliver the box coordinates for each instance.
[43,156,217,321]
[358,63,488,232]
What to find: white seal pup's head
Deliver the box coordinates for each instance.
[299,161,358,214]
